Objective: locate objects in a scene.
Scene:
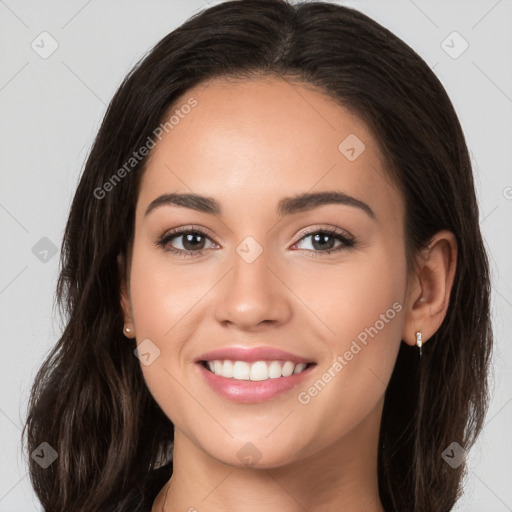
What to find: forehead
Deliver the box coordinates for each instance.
[137,76,403,227]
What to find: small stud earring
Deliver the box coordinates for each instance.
[124,327,132,336]
[416,331,423,357]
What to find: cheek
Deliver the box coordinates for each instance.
[293,243,406,437]
[127,242,219,408]
[128,242,206,338]
[298,241,406,352]
[127,245,204,427]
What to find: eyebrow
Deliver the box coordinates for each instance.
[144,191,375,219]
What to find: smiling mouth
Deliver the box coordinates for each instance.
[200,360,316,381]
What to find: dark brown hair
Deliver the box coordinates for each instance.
[22,1,493,511]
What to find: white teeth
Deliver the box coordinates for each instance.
[233,361,250,380]
[222,360,234,378]
[213,360,223,374]
[293,363,307,374]
[268,361,282,379]
[204,359,310,380]
[281,361,295,377]
[250,361,268,381]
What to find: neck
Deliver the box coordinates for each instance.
[157,399,385,512]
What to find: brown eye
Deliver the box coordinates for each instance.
[293,228,356,255]
[156,228,217,257]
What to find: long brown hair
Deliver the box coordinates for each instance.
[22,1,493,510]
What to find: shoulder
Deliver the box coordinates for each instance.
[146,461,173,505]
[114,461,173,512]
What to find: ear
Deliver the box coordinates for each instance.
[401,230,458,348]
[118,252,135,338]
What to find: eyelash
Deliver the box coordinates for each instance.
[155,225,357,259]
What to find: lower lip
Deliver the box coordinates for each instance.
[196,362,316,403]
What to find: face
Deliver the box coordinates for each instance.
[121,75,411,468]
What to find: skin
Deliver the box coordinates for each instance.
[120,75,457,512]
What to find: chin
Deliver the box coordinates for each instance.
[199,434,308,470]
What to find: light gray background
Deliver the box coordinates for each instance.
[1,0,511,510]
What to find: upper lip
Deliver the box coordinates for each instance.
[196,346,314,364]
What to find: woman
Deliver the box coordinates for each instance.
[23,1,493,511]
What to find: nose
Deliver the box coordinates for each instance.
[214,244,293,331]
